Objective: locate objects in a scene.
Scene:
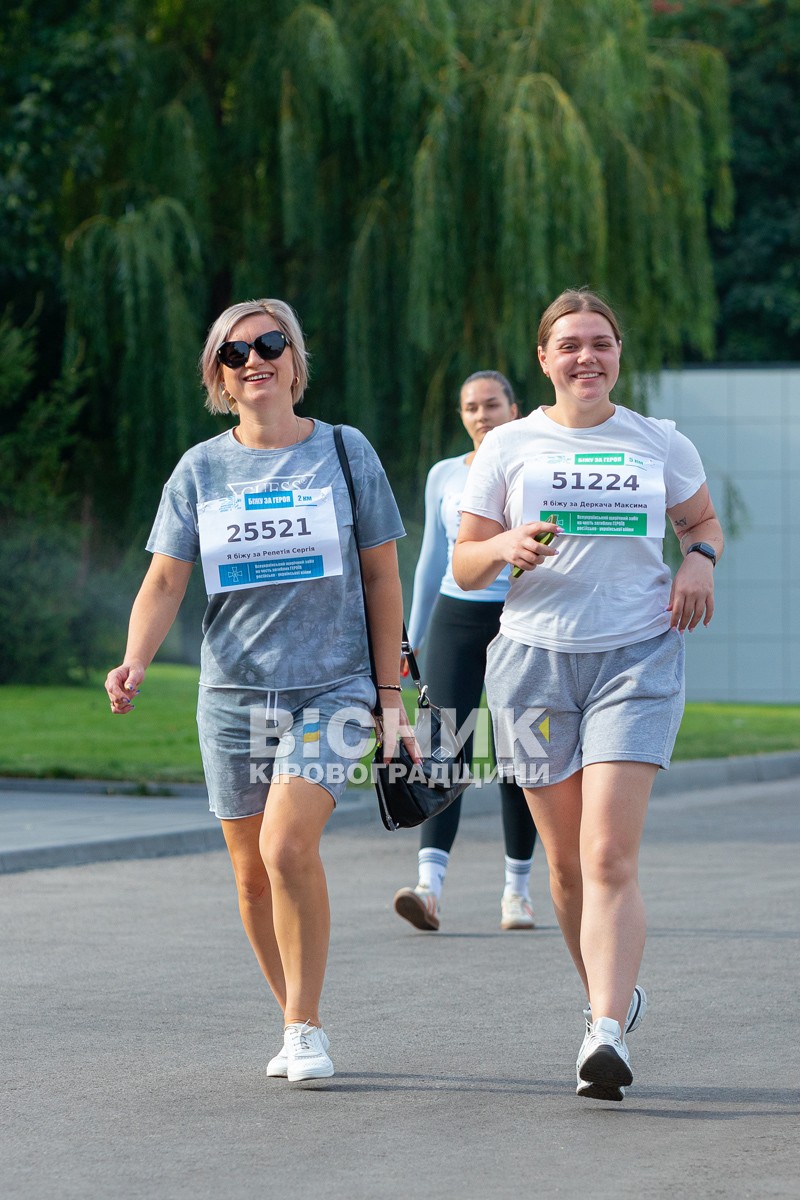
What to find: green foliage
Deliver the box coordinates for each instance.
[1,0,733,559]
[0,308,127,682]
[651,0,800,361]
[1,661,798,781]
[0,308,83,511]
[0,664,205,782]
[7,1,734,472]
[63,196,210,523]
[0,520,118,686]
[0,1,132,290]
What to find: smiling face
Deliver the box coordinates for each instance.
[220,314,297,411]
[459,378,518,449]
[537,311,621,425]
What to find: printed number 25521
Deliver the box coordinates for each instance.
[226,517,311,543]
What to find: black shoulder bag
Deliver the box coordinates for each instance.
[333,425,469,831]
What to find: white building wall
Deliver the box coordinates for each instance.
[656,367,800,703]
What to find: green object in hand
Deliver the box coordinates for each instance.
[511,514,558,578]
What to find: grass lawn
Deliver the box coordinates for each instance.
[0,664,798,785]
[0,665,207,785]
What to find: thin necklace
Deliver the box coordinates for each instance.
[235,415,303,449]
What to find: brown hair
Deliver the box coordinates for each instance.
[460,369,517,409]
[199,298,310,414]
[537,288,623,350]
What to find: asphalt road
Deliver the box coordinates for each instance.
[2,772,799,1199]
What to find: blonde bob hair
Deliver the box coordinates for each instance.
[199,298,310,414]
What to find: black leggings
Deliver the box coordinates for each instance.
[418,595,537,858]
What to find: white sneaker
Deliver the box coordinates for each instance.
[500,892,535,930]
[393,884,440,931]
[583,984,648,1036]
[624,984,647,1034]
[576,1016,632,1102]
[267,1027,331,1078]
[285,1022,334,1081]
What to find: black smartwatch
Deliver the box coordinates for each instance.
[686,542,717,568]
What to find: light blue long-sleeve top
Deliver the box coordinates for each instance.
[406,454,511,650]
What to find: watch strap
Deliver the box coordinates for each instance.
[686,542,716,567]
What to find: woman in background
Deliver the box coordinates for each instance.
[393,371,538,933]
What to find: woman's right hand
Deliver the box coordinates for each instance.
[501,520,561,575]
[375,691,423,763]
[105,661,146,715]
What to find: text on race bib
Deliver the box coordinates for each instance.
[198,487,343,594]
[522,451,666,537]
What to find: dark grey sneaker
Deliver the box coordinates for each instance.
[576,1017,632,1102]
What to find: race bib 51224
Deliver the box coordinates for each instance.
[522,451,666,537]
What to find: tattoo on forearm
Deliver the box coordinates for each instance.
[674,497,716,547]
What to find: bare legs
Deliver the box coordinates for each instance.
[221,777,334,1028]
[259,779,334,1025]
[524,761,657,1028]
[221,813,287,1008]
[223,760,656,1033]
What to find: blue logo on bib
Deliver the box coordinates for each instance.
[244,491,294,510]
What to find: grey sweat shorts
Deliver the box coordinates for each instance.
[196,676,376,819]
[485,629,685,788]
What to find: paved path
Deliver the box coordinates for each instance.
[1,751,799,873]
[1,763,799,1198]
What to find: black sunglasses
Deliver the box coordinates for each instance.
[216,330,290,369]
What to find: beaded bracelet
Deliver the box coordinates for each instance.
[377,684,402,691]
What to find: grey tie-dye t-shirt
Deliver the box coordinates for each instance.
[146,421,405,690]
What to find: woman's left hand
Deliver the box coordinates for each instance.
[667,554,715,631]
[374,692,423,763]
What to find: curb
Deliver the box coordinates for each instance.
[1,750,799,874]
[652,749,800,794]
[0,826,225,874]
[0,778,206,797]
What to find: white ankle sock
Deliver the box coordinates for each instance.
[503,854,532,899]
[418,848,449,899]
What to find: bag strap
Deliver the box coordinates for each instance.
[333,424,381,716]
[401,638,423,690]
[333,425,422,716]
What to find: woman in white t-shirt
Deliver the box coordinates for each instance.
[392,372,539,934]
[453,288,724,1102]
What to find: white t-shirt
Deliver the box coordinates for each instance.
[459,406,706,653]
[406,455,510,649]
